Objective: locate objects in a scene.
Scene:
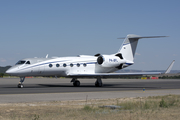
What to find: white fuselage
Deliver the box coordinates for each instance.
[6,55,127,77]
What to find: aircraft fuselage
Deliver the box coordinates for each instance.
[6,55,125,77]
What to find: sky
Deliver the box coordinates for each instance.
[0,0,180,70]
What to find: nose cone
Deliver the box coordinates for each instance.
[6,69,14,75]
[6,66,19,76]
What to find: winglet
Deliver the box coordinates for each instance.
[165,60,175,74]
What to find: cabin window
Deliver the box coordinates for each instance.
[70,63,73,67]
[63,63,67,67]
[26,61,30,64]
[77,63,80,67]
[56,64,60,67]
[83,63,87,67]
[49,64,53,68]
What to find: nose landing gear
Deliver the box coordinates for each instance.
[17,77,25,88]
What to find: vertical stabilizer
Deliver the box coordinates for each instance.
[118,34,140,62]
[117,34,167,62]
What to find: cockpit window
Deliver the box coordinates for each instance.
[26,61,30,64]
[15,60,26,65]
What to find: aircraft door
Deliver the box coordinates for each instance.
[39,64,45,74]
[31,61,45,75]
[38,60,45,74]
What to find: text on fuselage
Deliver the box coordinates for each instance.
[109,59,118,62]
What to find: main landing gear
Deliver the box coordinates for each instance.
[71,78,103,87]
[17,77,25,88]
[95,77,103,87]
[71,78,80,87]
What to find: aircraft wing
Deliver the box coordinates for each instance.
[68,72,162,78]
[68,60,175,78]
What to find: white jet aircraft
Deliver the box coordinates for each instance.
[6,34,175,88]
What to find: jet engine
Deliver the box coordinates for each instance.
[97,55,126,68]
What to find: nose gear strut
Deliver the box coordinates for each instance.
[17,77,25,88]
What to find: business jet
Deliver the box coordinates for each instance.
[6,34,175,88]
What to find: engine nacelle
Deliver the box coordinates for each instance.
[97,55,126,67]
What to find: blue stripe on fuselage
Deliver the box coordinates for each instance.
[18,60,97,71]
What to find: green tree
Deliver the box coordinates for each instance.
[0,73,4,77]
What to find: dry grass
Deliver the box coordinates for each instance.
[0,95,180,120]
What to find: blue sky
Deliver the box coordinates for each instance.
[0,0,179,70]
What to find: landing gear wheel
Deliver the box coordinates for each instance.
[73,80,80,87]
[17,84,24,88]
[95,78,103,87]
[17,77,25,88]
[95,81,103,87]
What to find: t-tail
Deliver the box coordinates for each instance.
[117,34,168,64]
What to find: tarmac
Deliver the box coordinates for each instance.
[0,78,180,103]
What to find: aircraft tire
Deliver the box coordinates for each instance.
[17,84,24,88]
[73,80,80,87]
[95,82,103,87]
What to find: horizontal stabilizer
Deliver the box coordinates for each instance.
[118,35,168,39]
